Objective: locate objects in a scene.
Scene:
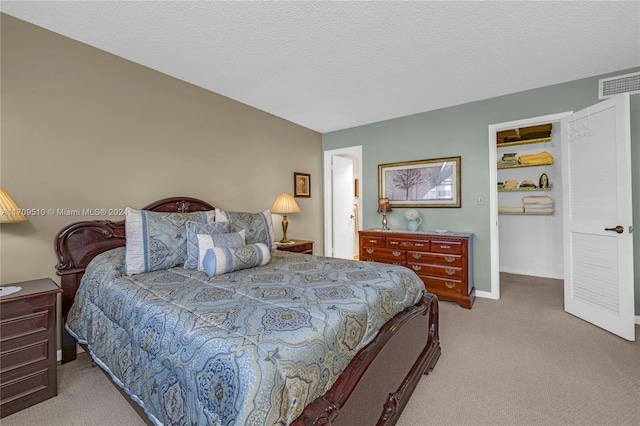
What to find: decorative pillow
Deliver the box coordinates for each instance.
[184,221,231,269]
[196,230,246,271]
[202,243,271,277]
[125,207,215,275]
[215,208,276,250]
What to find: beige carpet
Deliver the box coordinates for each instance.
[3,273,639,425]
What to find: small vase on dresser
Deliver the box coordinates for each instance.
[405,209,422,231]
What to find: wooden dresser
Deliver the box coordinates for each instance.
[359,230,474,308]
[0,278,62,418]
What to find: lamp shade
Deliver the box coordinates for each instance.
[271,193,301,214]
[0,187,27,223]
[377,198,392,213]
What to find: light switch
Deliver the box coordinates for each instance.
[477,195,485,205]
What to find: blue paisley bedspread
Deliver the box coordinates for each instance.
[66,248,425,426]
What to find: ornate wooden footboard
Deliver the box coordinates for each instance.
[54,196,440,425]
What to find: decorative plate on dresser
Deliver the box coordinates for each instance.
[359,229,474,308]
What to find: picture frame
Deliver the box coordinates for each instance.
[378,156,461,208]
[294,172,311,198]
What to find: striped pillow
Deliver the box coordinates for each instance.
[202,243,271,277]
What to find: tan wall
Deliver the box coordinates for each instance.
[0,14,323,286]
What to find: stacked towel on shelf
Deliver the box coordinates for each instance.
[518,151,554,166]
[523,195,554,214]
[499,206,524,214]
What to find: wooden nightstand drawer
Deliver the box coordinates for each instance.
[276,239,314,254]
[0,310,50,343]
[1,339,50,374]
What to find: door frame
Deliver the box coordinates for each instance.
[323,146,362,257]
[487,112,571,299]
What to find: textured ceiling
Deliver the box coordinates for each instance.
[2,1,639,133]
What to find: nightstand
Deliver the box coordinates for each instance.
[276,239,314,254]
[0,278,62,418]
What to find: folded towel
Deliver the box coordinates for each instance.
[499,206,524,214]
[524,207,553,214]
[518,151,554,166]
[523,204,554,210]
[519,124,552,140]
[522,196,553,205]
[497,129,520,144]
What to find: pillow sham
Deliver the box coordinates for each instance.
[214,208,276,250]
[184,221,231,269]
[202,243,271,277]
[125,207,215,275]
[196,230,246,271]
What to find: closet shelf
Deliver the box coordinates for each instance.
[498,187,552,192]
[497,162,554,170]
[496,137,551,148]
[498,211,554,216]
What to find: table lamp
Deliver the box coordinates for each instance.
[271,193,300,243]
[377,198,392,230]
[0,186,27,223]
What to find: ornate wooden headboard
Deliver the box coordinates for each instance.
[54,196,215,320]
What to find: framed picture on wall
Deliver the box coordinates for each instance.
[378,156,461,208]
[294,172,311,198]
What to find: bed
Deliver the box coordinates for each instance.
[54,196,440,425]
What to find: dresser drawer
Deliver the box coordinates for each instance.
[430,240,462,254]
[407,252,462,267]
[0,338,50,375]
[361,235,386,247]
[0,310,50,343]
[362,247,406,261]
[420,276,464,295]
[387,238,430,251]
[408,263,463,280]
[362,257,407,267]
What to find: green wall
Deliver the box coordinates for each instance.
[323,67,640,315]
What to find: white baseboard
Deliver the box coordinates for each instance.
[475,290,497,300]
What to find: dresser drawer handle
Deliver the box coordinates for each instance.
[412,253,422,259]
[389,241,399,245]
[412,265,422,271]
[445,269,455,275]
[392,262,401,265]
[366,248,375,254]
[444,256,455,263]
[415,243,425,247]
[369,239,378,243]
[440,245,451,249]
[392,251,402,257]
[445,282,456,289]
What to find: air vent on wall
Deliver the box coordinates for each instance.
[598,71,640,99]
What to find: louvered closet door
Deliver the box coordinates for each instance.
[561,94,635,341]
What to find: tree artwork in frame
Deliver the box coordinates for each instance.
[378,156,461,208]
[294,172,311,198]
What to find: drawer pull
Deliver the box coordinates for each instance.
[369,239,378,243]
[392,251,402,257]
[445,269,455,275]
[445,256,455,263]
[445,282,456,289]
[392,262,401,265]
[412,265,422,271]
[415,243,425,247]
[366,248,375,254]
[390,241,399,245]
[440,245,451,249]
[412,253,422,259]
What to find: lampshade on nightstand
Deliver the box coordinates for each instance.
[0,187,27,223]
[271,193,300,243]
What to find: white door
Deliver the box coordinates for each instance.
[332,155,355,259]
[561,94,635,341]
